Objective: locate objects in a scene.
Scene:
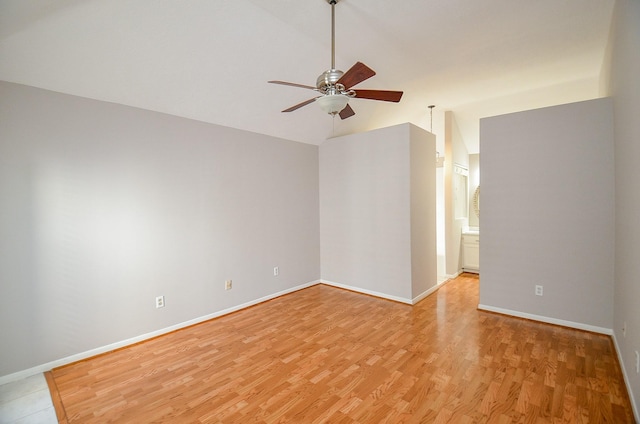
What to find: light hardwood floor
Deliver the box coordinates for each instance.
[47,274,635,423]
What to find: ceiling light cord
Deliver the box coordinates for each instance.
[429,104,435,132]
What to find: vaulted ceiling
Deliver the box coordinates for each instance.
[0,0,615,153]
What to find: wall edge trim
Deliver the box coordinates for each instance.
[612,332,640,422]
[477,304,613,335]
[412,277,453,305]
[320,280,413,304]
[411,284,439,305]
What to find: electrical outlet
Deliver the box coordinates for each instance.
[273,266,279,276]
[636,351,639,374]
[623,322,626,338]
[225,280,232,290]
[535,285,543,296]
[155,296,165,308]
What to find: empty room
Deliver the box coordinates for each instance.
[1,0,639,422]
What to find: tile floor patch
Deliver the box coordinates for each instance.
[0,374,56,424]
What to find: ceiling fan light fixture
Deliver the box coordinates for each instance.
[316,94,349,115]
[268,0,402,120]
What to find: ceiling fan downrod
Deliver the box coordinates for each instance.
[329,0,338,70]
[316,0,345,96]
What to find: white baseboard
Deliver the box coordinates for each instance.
[440,271,462,282]
[612,332,640,423]
[321,279,447,306]
[0,279,320,386]
[320,280,413,304]
[411,284,439,304]
[477,304,613,335]
[412,277,452,304]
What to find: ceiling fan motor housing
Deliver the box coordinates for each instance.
[316,69,344,94]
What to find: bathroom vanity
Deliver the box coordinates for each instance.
[462,231,479,273]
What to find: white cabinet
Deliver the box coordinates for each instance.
[462,233,479,273]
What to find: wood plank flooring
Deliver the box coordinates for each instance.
[47,274,635,423]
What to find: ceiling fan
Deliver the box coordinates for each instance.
[268,0,403,120]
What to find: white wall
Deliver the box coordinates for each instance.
[435,166,446,282]
[319,123,436,303]
[479,98,614,332]
[0,82,320,379]
[468,154,480,229]
[444,112,469,276]
[607,0,640,413]
[414,109,448,283]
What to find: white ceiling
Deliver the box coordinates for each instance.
[0,0,615,153]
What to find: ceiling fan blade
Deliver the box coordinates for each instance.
[336,62,376,89]
[354,89,403,103]
[339,103,355,120]
[282,97,320,113]
[268,81,317,91]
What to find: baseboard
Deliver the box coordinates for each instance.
[612,332,640,422]
[320,280,414,304]
[0,279,320,386]
[445,271,462,280]
[477,304,613,335]
[412,277,451,304]
[321,279,447,306]
[411,284,439,305]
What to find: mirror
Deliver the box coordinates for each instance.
[473,186,480,218]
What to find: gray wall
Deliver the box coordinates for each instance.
[479,98,614,331]
[608,0,640,412]
[319,123,436,303]
[409,125,437,299]
[0,82,320,378]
